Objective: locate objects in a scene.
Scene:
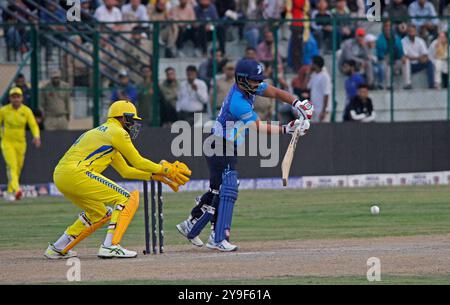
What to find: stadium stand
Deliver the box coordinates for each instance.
[0,0,449,127]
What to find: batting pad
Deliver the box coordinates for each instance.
[215,170,239,243]
[112,190,140,245]
[62,208,112,254]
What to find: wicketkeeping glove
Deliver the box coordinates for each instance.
[151,174,180,192]
[159,160,192,185]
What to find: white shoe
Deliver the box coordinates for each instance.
[189,236,204,247]
[97,244,137,258]
[44,244,77,260]
[206,239,238,252]
[3,192,15,202]
[176,220,191,237]
[176,220,204,247]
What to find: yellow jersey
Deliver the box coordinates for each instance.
[55,118,162,180]
[0,104,40,143]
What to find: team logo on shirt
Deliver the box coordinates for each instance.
[257,64,263,75]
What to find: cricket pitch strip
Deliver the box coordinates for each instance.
[1,234,449,284]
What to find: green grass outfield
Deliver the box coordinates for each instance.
[1,185,450,284]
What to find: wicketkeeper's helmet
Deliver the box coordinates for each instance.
[235,59,265,95]
[108,100,142,139]
[108,100,142,120]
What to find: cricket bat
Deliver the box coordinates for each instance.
[281,127,302,186]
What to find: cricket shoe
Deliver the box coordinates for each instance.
[176,220,204,247]
[3,192,15,202]
[44,244,77,260]
[206,239,238,252]
[97,244,137,258]
[207,230,230,243]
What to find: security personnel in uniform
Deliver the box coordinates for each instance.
[40,69,71,130]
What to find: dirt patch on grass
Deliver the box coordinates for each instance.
[1,235,449,284]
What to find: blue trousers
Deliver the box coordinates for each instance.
[411,61,435,88]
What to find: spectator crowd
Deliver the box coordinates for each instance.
[1,0,450,127]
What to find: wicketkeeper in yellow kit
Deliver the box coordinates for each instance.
[45,100,191,259]
[0,87,41,201]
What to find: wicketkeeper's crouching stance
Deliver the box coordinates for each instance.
[176,59,313,251]
[45,100,191,259]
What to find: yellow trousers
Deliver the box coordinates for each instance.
[54,169,130,237]
[1,140,26,193]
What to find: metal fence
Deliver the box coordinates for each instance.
[1,16,449,128]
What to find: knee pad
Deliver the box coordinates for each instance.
[214,170,238,243]
[198,190,220,216]
[187,189,219,239]
[62,206,113,254]
[190,188,219,220]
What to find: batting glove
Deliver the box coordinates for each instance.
[292,99,314,120]
[283,118,310,136]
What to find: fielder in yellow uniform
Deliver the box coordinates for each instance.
[0,87,41,201]
[45,100,191,259]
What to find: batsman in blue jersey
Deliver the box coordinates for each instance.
[176,59,313,251]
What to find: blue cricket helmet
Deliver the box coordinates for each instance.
[235,59,265,95]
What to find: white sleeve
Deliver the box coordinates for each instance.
[140,6,150,21]
[350,110,366,121]
[176,82,185,112]
[196,80,209,105]
[401,38,409,56]
[324,74,332,95]
[419,39,428,56]
[116,8,123,22]
[310,10,320,30]
[362,111,376,122]
[408,3,416,17]
[428,3,439,25]
[94,8,101,20]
